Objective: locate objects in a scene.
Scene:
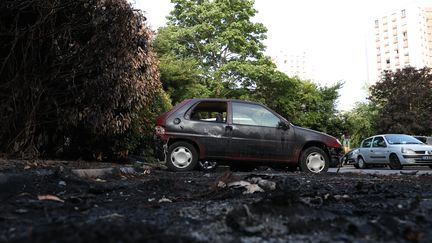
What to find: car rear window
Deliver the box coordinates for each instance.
[361,138,373,148]
[188,101,227,123]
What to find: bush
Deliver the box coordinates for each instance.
[0,0,165,159]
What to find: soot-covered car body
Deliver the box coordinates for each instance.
[155,98,342,173]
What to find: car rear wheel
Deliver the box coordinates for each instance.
[299,147,329,173]
[167,142,198,172]
[389,154,403,170]
[357,157,368,169]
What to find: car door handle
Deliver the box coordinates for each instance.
[225,125,233,131]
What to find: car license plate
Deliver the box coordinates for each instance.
[423,156,432,160]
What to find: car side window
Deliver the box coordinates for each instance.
[232,102,280,127]
[372,136,385,148]
[189,101,227,123]
[362,138,373,148]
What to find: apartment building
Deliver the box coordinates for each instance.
[369,4,432,82]
[273,51,315,80]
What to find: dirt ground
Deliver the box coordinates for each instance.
[1,159,432,243]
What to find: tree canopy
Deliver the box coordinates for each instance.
[370,67,432,135]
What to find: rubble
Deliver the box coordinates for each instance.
[1,160,432,242]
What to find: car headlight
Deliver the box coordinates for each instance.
[401,147,416,155]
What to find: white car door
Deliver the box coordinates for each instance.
[370,136,388,164]
[359,137,373,162]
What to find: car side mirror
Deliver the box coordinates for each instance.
[278,121,290,130]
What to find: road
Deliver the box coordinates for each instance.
[329,165,432,175]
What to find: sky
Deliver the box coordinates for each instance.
[132,0,432,111]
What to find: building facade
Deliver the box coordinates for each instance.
[272,51,315,81]
[369,4,432,82]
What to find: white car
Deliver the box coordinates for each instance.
[356,134,432,169]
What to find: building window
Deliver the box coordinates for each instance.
[375,20,379,28]
[401,9,406,17]
[403,31,408,38]
[386,59,390,64]
[396,49,399,54]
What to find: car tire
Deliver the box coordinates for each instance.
[299,147,329,173]
[389,154,403,170]
[166,142,198,172]
[197,161,217,171]
[357,157,368,169]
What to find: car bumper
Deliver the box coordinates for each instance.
[401,154,432,165]
[329,148,343,167]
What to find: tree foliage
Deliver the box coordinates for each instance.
[370,67,432,135]
[155,0,268,101]
[0,0,166,158]
[342,102,378,147]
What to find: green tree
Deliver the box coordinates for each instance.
[342,102,378,147]
[291,81,343,136]
[154,0,268,102]
[370,67,432,135]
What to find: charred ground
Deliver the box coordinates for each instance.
[1,160,431,242]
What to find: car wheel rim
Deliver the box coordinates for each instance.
[199,161,217,170]
[306,152,325,173]
[171,146,192,168]
[359,158,364,168]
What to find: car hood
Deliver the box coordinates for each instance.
[293,126,341,148]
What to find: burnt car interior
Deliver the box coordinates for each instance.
[188,101,227,123]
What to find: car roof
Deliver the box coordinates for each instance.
[188,98,260,104]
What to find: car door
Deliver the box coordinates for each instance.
[227,101,294,162]
[359,137,373,162]
[184,101,230,159]
[370,136,388,164]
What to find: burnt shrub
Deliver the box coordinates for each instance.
[0,0,168,159]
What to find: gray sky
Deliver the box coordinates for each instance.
[132,0,432,111]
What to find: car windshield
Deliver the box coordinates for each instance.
[384,135,423,145]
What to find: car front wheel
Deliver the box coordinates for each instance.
[357,157,368,169]
[389,154,403,170]
[166,142,198,172]
[299,147,329,173]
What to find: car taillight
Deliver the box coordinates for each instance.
[155,126,165,135]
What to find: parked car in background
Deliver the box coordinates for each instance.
[340,148,359,166]
[155,98,343,173]
[356,134,432,169]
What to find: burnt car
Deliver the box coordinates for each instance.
[155,98,342,173]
